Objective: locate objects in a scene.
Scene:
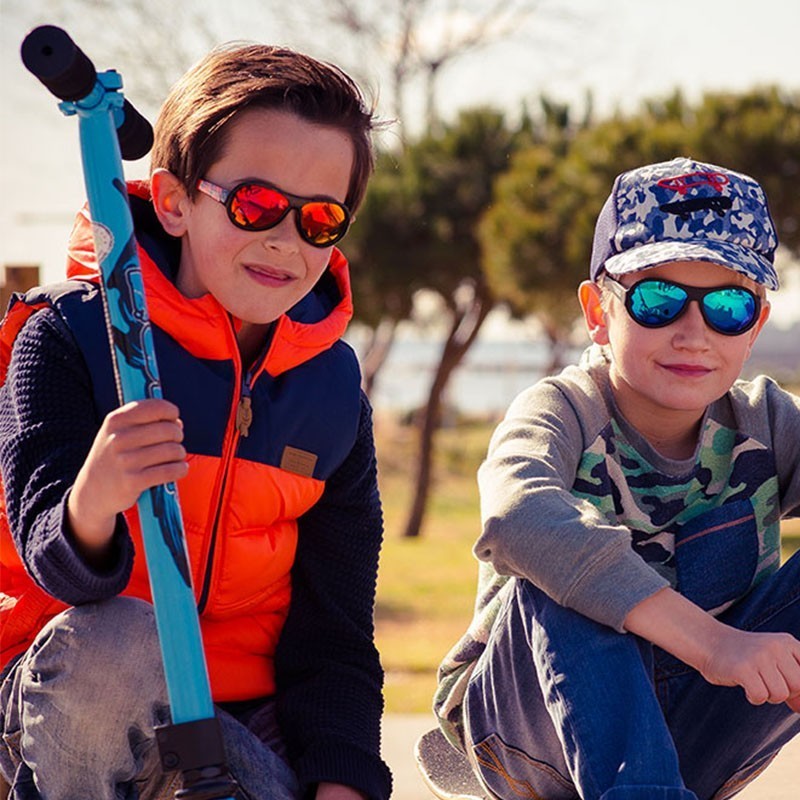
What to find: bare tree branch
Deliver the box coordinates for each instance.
[290,0,541,136]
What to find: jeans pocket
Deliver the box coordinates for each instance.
[674,498,758,611]
[470,732,577,800]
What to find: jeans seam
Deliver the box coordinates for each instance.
[710,750,778,800]
[474,739,544,800]
[472,735,574,800]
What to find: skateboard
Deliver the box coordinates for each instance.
[415,727,487,800]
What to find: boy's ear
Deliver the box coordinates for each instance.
[151,168,192,237]
[578,280,610,345]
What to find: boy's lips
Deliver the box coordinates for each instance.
[660,362,713,378]
[244,263,295,285]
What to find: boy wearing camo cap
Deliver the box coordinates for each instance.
[435,157,800,799]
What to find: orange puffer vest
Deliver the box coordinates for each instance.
[0,182,362,701]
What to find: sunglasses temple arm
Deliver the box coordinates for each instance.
[21,26,238,800]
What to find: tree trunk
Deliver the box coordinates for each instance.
[401,281,494,538]
[540,318,569,376]
[360,317,398,397]
[424,60,443,135]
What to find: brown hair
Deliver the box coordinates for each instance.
[150,43,377,211]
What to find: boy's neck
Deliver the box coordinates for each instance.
[611,389,705,460]
[237,321,273,368]
[637,420,702,460]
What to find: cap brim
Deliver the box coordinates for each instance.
[603,239,779,290]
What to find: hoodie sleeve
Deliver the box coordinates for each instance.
[274,391,392,800]
[0,307,134,604]
[474,376,669,632]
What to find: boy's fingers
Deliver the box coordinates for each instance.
[110,398,182,425]
[141,460,190,490]
[120,453,189,500]
[120,442,187,472]
[752,643,800,704]
[744,679,769,706]
[130,421,185,446]
[104,414,184,449]
[783,651,800,697]
[147,442,187,467]
[760,670,791,704]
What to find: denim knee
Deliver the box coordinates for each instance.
[28,597,164,690]
[15,596,170,792]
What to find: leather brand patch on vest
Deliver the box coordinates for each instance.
[280,446,318,477]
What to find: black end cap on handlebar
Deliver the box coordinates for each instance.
[21,25,97,102]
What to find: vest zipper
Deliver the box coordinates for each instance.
[196,323,273,615]
[197,376,244,614]
[197,359,263,614]
[235,384,253,437]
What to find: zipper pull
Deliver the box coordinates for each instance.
[235,395,252,437]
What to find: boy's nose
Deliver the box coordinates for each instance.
[260,213,300,253]
[672,300,710,346]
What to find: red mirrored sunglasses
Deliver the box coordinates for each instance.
[196,178,351,248]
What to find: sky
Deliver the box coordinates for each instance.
[2,0,800,323]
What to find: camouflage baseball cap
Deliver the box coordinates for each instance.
[590,157,779,289]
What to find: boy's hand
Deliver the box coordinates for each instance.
[67,399,188,565]
[624,587,800,710]
[315,783,367,800]
[699,626,800,708]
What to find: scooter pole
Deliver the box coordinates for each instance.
[21,25,238,799]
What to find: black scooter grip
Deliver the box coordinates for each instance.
[21,25,153,160]
[118,98,154,161]
[21,25,96,102]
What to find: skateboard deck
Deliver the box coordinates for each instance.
[415,727,487,800]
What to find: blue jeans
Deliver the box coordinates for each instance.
[463,550,800,800]
[0,597,298,800]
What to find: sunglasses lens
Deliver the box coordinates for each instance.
[629,281,688,326]
[229,184,289,230]
[300,202,349,246]
[702,288,757,334]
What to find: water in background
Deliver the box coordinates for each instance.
[354,337,583,416]
[352,324,800,417]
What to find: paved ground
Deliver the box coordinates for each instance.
[382,714,800,800]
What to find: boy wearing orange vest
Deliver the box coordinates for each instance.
[0,43,390,800]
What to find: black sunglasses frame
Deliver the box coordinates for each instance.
[196,178,351,248]
[603,275,761,336]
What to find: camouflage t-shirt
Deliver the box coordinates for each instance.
[434,346,800,750]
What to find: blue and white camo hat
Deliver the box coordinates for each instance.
[590,157,779,289]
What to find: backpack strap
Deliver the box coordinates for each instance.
[0,298,50,387]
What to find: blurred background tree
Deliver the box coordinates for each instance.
[345,107,534,537]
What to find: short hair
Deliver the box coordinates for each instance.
[150,43,377,211]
